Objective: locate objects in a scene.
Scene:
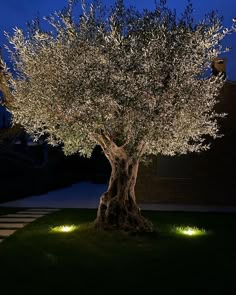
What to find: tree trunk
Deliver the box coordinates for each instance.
[95,151,153,232]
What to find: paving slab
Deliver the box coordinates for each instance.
[0,223,25,229]
[17,211,51,215]
[0,229,17,237]
[26,208,59,212]
[5,214,44,218]
[0,218,36,223]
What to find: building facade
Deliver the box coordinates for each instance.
[136,79,236,206]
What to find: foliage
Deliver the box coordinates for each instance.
[0,49,24,143]
[4,0,236,159]
[0,50,14,109]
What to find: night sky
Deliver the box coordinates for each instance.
[0,0,236,79]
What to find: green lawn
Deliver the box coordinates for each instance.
[0,209,235,295]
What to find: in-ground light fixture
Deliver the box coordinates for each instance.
[174,226,207,237]
[51,225,78,233]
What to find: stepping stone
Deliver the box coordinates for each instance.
[17,211,51,215]
[0,239,3,243]
[26,208,59,212]
[5,214,44,218]
[0,218,36,223]
[0,223,25,229]
[0,229,17,237]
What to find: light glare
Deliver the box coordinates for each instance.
[51,225,78,233]
[174,226,207,237]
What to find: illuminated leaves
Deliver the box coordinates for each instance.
[5,0,235,158]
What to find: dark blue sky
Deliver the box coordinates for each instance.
[0,0,236,79]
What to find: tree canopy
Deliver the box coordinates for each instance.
[5,0,235,160]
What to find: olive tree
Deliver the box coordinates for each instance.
[5,0,235,231]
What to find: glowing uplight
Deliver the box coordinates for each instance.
[183,228,195,236]
[51,225,78,233]
[174,226,207,237]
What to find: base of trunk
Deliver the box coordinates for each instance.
[95,194,153,233]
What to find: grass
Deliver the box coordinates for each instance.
[0,209,235,295]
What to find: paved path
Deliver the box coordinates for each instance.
[0,182,107,209]
[0,181,236,213]
[0,208,59,243]
[140,204,236,213]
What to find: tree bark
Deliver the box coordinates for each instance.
[95,149,153,232]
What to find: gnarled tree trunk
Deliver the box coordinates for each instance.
[95,148,153,232]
